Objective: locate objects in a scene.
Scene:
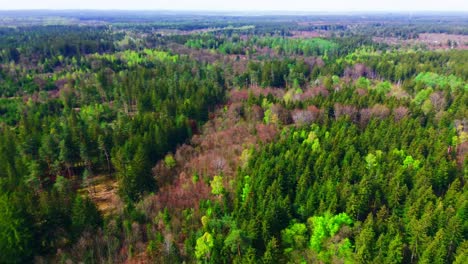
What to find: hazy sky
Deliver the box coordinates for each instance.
[0,0,467,12]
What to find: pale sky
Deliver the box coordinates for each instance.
[0,0,467,12]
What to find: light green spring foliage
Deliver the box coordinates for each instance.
[365,153,377,170]
[283,87,303,103]
[292,130,307,141]
[308,212,353,252]
[413,87,433,105]
[79,104,109,123]
[186,36,336,56]
[210,175,224,195]
[365,150,383,170]
[403,155,421,169]
[375,81,392,94]
[303,131,316,145]
[94,49,178,67]
[240,149,252,168]
[415,72,467,92]
[192,173,199,184]
[281,222,308,252]
[241,176,251,203]
[303,131,321,152]
[257,37,338,56]
[336,238,354,262]
[164,154,176,169]
[332,75,340,86]
[283,90,294,104]
[392,149,421,169]
[421,99,433,114]
[262,99,277,125]
[311,139,321,153]
[185,38,205,49]
[263,108,271,124]
[143,49,179,63]
[338,46,379,64]
[195,232,214,260]
[263,108,279,125]
[392,148,406,157]
[356,77,371,89]
[261,98,273,110]
[201,215,209,229]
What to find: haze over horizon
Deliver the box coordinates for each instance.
[1,0,467,12]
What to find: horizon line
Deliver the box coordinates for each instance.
[1,9,468,13]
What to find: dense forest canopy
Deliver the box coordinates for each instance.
[0,11,466,263]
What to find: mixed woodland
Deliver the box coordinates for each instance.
[0,12,467,263]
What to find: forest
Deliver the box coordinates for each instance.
[0,11,467,264]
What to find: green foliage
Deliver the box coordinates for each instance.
[0,16,466,264]
[413,87,433,105]
[339,46,379,65]
[281,222,308,251]
[164,154,177,169]
[192,173,199,184]
[375,81,392,94]
[0,193,32,263]
[0,98,21,125]
[415,72,467,92]
[241,176,251,203]
[453,241,468,264]
[96,49,178,67]
[303,131,321,152]
[365,153,378,169]
[240,149,252,168]
[195,232,215,260]
[357,77,371,89]
[421,99,433,114]
[115,144,156,203]
[186,36,338,57]
[403,155,421,169]
[231,112,463,262]
[224,228,251,256]
[71,195,102,237]
[53,175,71,193]
[355,216,375,263]
[332,75,340,85]
[210,175,224,195]
[385,234,404,264]
[308,212,353,252]
[263,237,280,264]
[302,131,316,145]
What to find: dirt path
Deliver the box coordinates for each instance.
[79,175,122,216]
